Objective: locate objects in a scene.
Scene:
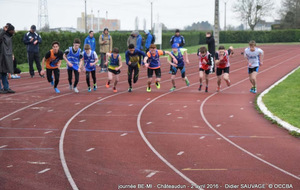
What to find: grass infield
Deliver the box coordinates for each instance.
[262,67,300,129]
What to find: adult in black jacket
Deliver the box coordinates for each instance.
[206,32,215,72]
[23,25,43,78]
[0,23,15,93]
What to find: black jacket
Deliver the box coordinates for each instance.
[23,31,42,53]
[206,36,215,56]
[0,30,14,73]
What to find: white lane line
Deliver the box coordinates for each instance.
[177,117,183,119]
[28,161,47,165]
[229,115,234,118]
[7,165,13,168]
[146,171,158,178]
[240,107,244,110]
[79,120,86,123]
[75,103,80,105]
[249,101,253,104]
[199,136,205,140]
[146,98,151,101]
[166,113,172,116]
[47,109,54,112]
[128,104,133,107]
[120,133,128,137]
[44,131,53,134]
[146,122,152,125]
[177,151,184,156]
[197,100,201,102]
[0,145,8,149]
[193,126,200,128]
[12,118,21,121]
[200,54,300,181]
[107,111,112,114]
[86,148,95,152]
[38,168,51,174]
[183,106,188,108]
[216,124,222,128]
[175,109,180,112]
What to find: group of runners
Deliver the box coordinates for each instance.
[40,32,264,94]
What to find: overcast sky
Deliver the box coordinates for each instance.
[0,0,282,31]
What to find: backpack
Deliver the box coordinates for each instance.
[151,34,155,44]
[102,34,110,41]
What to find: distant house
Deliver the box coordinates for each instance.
[254,20,281,31]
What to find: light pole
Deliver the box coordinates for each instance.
[214,0,220,47]
[97,10,100,32]
[150,1,153,32]
[224,0,228,31]
[91,9,93,31]
[84,0,87,33]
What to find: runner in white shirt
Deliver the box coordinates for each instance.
[244,40,264,93]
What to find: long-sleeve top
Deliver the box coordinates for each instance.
[145,33,153,49]
[84,36,96,51]
[136,35,143,50]
[23,31,42,53]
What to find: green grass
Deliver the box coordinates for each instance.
[262,67,300,129]
[17,42,296,73]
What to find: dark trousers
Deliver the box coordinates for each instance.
[47,68,60,88]
[68,69,79,88]
[100,53,107,69]
[128,65,139,87]
[27,52,42,76]
[86,70,96,87]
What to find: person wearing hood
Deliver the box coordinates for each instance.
[0,23,15,93]
[127,31,137,47]
[144,30,153,53]
[99,28,113,72]
[84,30,96,51]
[23,25,43,78]
[206,31,215,73]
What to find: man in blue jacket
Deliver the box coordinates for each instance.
[144,30,153,53]
[23,25,43,78]
[136,31,143,51]
[84,30,96,51]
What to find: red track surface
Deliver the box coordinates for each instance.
[0,45,299,190]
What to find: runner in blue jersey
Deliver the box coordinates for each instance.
[83,44,99,92]
[105,48,123,93]
[63,38,83,93]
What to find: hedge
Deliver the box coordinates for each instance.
[13,30,300,64]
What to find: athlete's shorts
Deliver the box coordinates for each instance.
[248,67,259,74]
[216,67,230,76]
[172,66,185,78]
[199,68,210,75]
[148,68,161,78]
[108,68,121,75]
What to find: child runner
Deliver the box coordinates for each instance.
[143,44,177,92]
[215,45,234,92]
[105,48,122,93]
[197,46,212,92]
[83,44,99,92]
[244,40,264,93]
[41,41,63,93]
[63,38,83,93]
[167,43,190,92]
[125,44,146,92]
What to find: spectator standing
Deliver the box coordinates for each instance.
[99,28,112,72]
[84,30,96,51]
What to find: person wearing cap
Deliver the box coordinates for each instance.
[144,30,153,53]
[99,28,112,73]
[167,43,190,92]
[169,29,185,74]
[84,30,96,51]
[0,23,16,94]
[127,31,137,48]
[23,25,43,78]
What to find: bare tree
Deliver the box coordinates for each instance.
[280,0,300,28]
[233,0,274,30]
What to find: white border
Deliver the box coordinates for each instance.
[257,66,300,133]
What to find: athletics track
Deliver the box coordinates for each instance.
[0,44,299,190]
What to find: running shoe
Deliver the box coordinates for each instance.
[155,82,160,89]
[93,84,97,91]
[113,87,117,93]
[216,86,220,92]
[205,86,208,93]
[88,87,91,92]
[198,84,202,91]
[105,82,110,88]
[250,87,254,93]
[128,87,132,92]
[74,87,79,93]
[54,88,60,93]
[252,87,257,94]
[170,87,176,92]
[168,71,172,74]
[185,78,190,86]
[50,76,54,86]
[69,85,73,90]
[147,87,151,92]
